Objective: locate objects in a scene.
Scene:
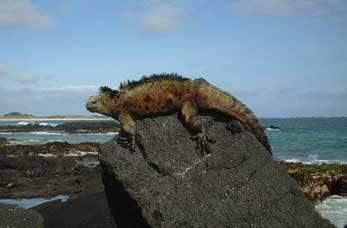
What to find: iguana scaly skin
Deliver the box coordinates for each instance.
[86,73,272,155]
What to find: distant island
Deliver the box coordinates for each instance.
[0,112,110,121]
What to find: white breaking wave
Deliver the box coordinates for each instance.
[38,153,57,158]
[0,131,116,136]
[283,153,347,164]
[283,158,303,163]
[16,121,58,127]
[82,132,118,135]
[17,122,30,126]
[284,159,347,164]
[284,158,347,165]
[64,151,98,157]
[48,139,63,142]
[17,121,32,126]
[265,128,280,131]
[39,122,58,127]
[1,131,66,135]
[31,131,66,135]
[315,195,347,228]
[0,195,69,209]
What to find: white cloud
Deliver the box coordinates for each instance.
[141,3,182,32]
[0,64,40,84]
[0,0,51,28]
[231,0,347,16]
[42,85,99,92]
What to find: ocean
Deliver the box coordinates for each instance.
[2,118,346,165]
[0,120,117,144]
[0,118,346,227]
[260,117,347,164]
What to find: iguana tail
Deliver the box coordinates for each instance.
[195,81,272,155]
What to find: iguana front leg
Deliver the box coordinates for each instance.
[117,111,136,151]
[181,99,216,154]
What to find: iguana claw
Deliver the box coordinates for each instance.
[117,132,136,151]
[191,132,215,155]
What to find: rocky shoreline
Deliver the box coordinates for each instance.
[0,137,7,146]
[281,161,347,202]
[0,138,115,228]
[0,139,346,201]
[0,120,120,134]
[0,138,346,227]
[0,140,101,199]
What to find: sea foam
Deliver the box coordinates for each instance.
[39,122,58,127]
[17,121,34,126]
[284,157,347,165]
[64,151,98,157]
[31,131,66,135]
[265,128,281,131]
[0,195,69,209]
[315,195,347,228]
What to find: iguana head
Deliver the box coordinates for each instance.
[86,86,121,118]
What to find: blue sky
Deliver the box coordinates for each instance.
[0,0,346,117]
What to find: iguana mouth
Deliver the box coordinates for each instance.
[86,96,99,112]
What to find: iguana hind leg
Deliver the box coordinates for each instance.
[181,99,215,154]
[117,111,136,151]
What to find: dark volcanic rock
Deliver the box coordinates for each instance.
[0,142,102,198]
[33,191,116,228]
[100,114,334,228]
[0,156,103,199]
[0,137,8,146]
[339,177,347,196]
[0,141,99,157]
[62,120,119,133]
[0,204,44,228]
[0,154,102,199]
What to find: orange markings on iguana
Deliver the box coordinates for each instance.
[86,73,272,155]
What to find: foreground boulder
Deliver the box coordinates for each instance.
[0,204,44,228]
[100,114,334,228]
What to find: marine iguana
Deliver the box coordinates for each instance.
[86,73,272,155]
